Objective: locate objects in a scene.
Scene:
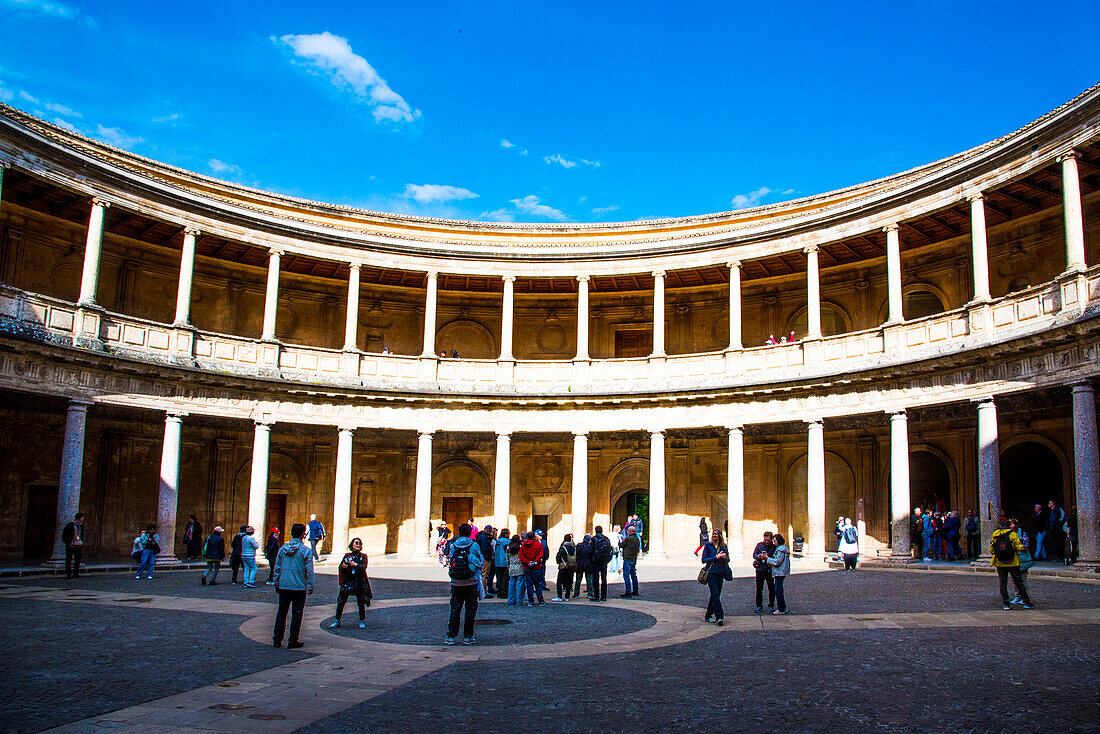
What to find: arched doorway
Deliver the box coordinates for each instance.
[606,457,649,542]
[909,449,953,512]
[1000,441,1064,524]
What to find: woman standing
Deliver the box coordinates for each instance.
[435,521,452,566]
[838,518,859,571]
[330,538,372,628]
[553,534,577,601]
[767,534,790,615]
[264,527,281,585]
[241,525,260,588]
[506,535,524,605]
[701,529,731,626]
[493,530,511,599]
[134,524,160,580]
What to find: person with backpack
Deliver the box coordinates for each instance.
[445,523,484,644]
[619,524,641,597]
[494,529,512,599]
[1007,519,1034,606]
[963,509,980,560]
[553,534,578,601]
[506,534,525,605]
[519,532,545,606]
[989,518,1034,610]
[229,525,245,584]
[574,534,595,599]
[766,533,791,615]
[921,511,936,561]
[330,538,372,629]
[609,525,622,575]
[838,518,859,571]
[591,526,613,602]
[201,526,226,585]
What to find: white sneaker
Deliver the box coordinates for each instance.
[329,620,341,629]
[551,597,563,602]
[358,621,366,629]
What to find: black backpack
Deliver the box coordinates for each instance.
[448,544,475,580]
[593,535,612,564]
[842,527,858,544]
[992,532,1017,564]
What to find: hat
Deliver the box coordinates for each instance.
[270,526,280,533]
[535,529,544,536]
[214,526,224,532]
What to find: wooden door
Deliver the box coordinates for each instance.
[615,329,653,358]
[23,484,58,559]
[442,497,473,535]
[265,494,287,536]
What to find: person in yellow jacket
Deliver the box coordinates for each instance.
[989,519,1034,611]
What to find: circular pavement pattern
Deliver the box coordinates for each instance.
[322,598,657,646]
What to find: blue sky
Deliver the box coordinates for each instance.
[1,1,1096,224]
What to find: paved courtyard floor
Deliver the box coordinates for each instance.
[3,563,1098,733]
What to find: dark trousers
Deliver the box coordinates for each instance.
[273,589,307,643]
[65,545,83,578]
[230,556,242,583]
[335,588,368,621]
[574,570,592,597]
[843,553,858,570]
[997,566,1031,605]
[706,573,725,620]
[556,568,574,598]
[448,584,479,639]
[266,561,276,582]
[966,535,981,559]
[592,563,609,600]
[495,567,509,598]
[755,571,775,609]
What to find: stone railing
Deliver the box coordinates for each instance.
[0,266,1096,394]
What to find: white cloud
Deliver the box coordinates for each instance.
[591,205,620,216]
[730,186,772,209]
[52,117,78,132]
[0,86,12,102]
[279,31,421,124]
[545,153,600,169]
[781,188,795,195]
[152,112,182,124]
[500,139,528,155]
[208,159,242,175]
[401,183,478,205]
[510,195,567,221]
[44,101,80,117]
[1,0,95,26]
[479,208,515,223]
[95,124,144,149]
[18,90,38,104]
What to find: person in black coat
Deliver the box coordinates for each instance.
[183,515,203,560]
[264,527,282,584]
[201,526,226,585]
[330,538,372,629]
[61,513,86,579]
[574,535,595,599]
[230,526,245,584]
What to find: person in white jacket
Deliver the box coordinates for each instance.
[838,518,859,571]
[240,525,260,588]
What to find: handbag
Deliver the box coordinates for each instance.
[698,563,711,584]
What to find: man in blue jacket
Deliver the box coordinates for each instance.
[922,512,936,561]
[445,523,484,645]
[272,523,315,649]
[493,529,511,599]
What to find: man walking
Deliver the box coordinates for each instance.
[445,523,484,645]
[272,523,315,649]
[989,518,1034,610]
[229,525,245,584]
[619,524,641,597]
[753,531,776,613]
[61,512,85,579]
[591,526,612,601]
[201,526,225,585]
[307,514,326,560]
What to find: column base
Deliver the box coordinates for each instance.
[971,555,993,567]
[154,553,183,566]
[42,556,68,569]
[1069,560,1100,573]
[883,552,918,564]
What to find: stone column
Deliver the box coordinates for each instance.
[576,276,590,360]
[414,431,433,556]
[976,398,1002,562]
[500,276,515,360]
[1071,382,1100,569]
[968,194,991,302]
[649,430,666,556]
[806,419,826,556]
[332,426,354,553]
[78,198,110,306]
[889,410,912,558]
[804,246,821,339]
[154,412,185,565]
[884,224,903,323]
[260,249,283,341]
[728,261,742,350]
[421,272,438,357]
[247,422,272,534]
[49,400,91,563]
[1060,151,1087,271]
[171,228,199,325]
[343,264,361,351]
[652,271,665,357]
[572,433,588,538]
[727,425,745,551]
[493,432,511,530]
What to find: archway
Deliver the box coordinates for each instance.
[436,319,496,359]
[909,448,953,511]
[606,457,650,541]
[787,452,855,552]
[1000,441,1064,524]
[787,303,851,339]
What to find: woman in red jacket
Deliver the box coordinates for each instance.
[519,532,545,606]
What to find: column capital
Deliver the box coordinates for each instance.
[1057,149,1079,163]
[649,428,665,438]
[726,424,745,433]
[805,417,824,427]
[573,431,589,439]
[348,262,362,273]
[417,429,435,438]
[971,395,997,406]
[67,399,92,411]
[888,409,907,419]
[1068,380,1095,393]
[183,226,201,237]
[165,411,187,421]
[882,223,899,234]
[90,197,111,209]
[651,270,666,279]
[337,425,356,435]
[966,192,984,204]
[803,244,819,256]
[727,260,743,270]
[496,431,512,439]
[501,275,516,284]
[268,248,285,259]
[576,274,590,283]
[425,271,439,281]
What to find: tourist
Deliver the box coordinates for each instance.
[632,515,645,545]
[963,509,980,560]
[475,524,495,595]
[591,526,613,602]
[752,531,775,613]
[1030,503,1047,559]
[620,524,641,597]
[1066,505,1079,565]
[307,514,326,560]
[699,517,709,546]
[435,520,451,566]
[183,515,203,560]
[767,533,791,615]
[519,531,545,606]
[330,538,371,629]
[506,534,524,605]
[1008,519,1034,606]
[989,518,1033,610]
[264,527,281,584]
[241,525,260,588]
[575,534,594,599]
[450,349,461,358]
[229,525,245,584]
[838,518,859,570]
[911,507,925,559]
[445,523,483,645]
[553,533,577,601]
[1047,500,1067,562]
[467,518,479,540]
[61,512,85,579]
[921,510,935,561]
[134,524,159,580]
[272,522,315,649]
[608,525,622,575]
[536,529,550,590]
[701,529,731,625]
[493,529,511,599]
[943,510,962,561]
[201,526,225,585]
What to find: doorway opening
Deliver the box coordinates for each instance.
[442,497,474,536]
[612,490,649,543]
[910,451,952,512]
[615,329,652,358]
[24,483,58,559]
[265,494,286,539]
[1000,442,1063,524]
